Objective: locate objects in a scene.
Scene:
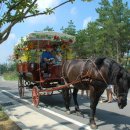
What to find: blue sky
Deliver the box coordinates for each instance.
[0,0,129,63]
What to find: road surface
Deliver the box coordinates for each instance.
[0,77,130,130]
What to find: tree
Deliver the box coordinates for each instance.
[0,0,92,44]
[75,22,102,58]
[60,20,76,35]
[43,26,54,31]
[74,0,130,60]
[0,64,8,74]
[74,29,88,58]
[96,0,130,62]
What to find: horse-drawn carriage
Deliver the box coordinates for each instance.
[14,31,130,129]
[14,31,75,107]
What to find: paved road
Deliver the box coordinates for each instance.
[0,77,130,130]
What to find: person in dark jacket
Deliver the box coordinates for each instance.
[41,44,55,74]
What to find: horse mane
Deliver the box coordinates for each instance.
[94,57,106,69]
[106,58,128,85]
[94,57,127,85]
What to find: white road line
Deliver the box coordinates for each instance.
[41,107,93,130]
[1,90,99,130]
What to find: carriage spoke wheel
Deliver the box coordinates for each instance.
[32,86,39,107]
[18,76,24,98]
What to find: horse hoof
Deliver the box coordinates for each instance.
[66,110,71,115]
[90,123,98,129]
[76,111,84,118]
[94,116,98,121]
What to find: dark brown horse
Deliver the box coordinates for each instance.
[61,57,130,129]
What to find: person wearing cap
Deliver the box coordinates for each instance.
[40,45,55,74]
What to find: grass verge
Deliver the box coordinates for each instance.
[3,71,18,81]
[0,106,21,130]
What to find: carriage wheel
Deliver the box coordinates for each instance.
[32,86,39,107]
[18,75,24,98]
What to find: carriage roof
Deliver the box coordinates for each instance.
[15,31,75,49]
[27,31,75,43]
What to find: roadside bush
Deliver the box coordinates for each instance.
[3,71,18,81]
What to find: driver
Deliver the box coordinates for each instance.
[40,44,55,74]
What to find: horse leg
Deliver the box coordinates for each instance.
[62,88,71,114]
[73,88,80,111]
[73,88,84,117]
[89,86,105,129]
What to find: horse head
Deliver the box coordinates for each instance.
[115,69,130,109]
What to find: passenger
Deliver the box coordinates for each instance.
[55,50,62,65]
[40,44,55,74]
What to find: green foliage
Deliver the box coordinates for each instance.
[71,0,130,61]
[0,0,93,44]
[43,26,54,31]
[0,111,8,121]
[0,62,18,80]
[60,20,76,36]
[0,106,8,121]
[96,0,130,62]
[0,106,2,111]
[0,64,8,74]
[3,71,18,81]
[45,8,54,15]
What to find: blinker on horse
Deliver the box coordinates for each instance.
[62,57,130,129]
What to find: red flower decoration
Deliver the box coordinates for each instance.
[69,39,73,43]
[54,35,59,40]
[54,35,57,40]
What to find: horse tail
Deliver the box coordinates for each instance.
[95,57,106,69]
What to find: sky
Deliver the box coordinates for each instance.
[0,0,129,64]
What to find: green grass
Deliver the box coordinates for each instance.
[0,106,21,130]
[0,106,8,121]
[3,71,18,81]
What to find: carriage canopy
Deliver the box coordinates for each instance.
[14,31,76,63]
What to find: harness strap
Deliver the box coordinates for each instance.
[61,59,109,88]
[90,60,108,86]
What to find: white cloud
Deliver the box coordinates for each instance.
[26,0,61,25]
[0,33,18,63]
[70,7,77,15]
[27,14,57,25]
[83,17,92,28]
[37,0,61,11]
